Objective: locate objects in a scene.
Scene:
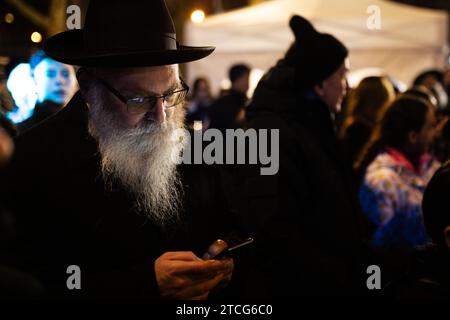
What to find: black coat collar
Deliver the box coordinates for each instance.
[56,91,101,171]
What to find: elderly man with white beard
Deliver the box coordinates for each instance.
[0,0,238,300]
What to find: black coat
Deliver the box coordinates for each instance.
[239,64,368,298]
[383,245,450,299]
[18,100,63,134]
[208,90,246,131]
[0,92,236,299]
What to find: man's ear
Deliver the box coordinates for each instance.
[76,68,92,101]
[314,82,325,97]
[444,226,450,249]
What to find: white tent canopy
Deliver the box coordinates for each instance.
[185,0,448,94]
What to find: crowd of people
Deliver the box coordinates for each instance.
[0,0,449,300]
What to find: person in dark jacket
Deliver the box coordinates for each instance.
[0,0,237,300]
[208,64,250,132]
[0,127,44,299]
[18,51,76,134]
[185,77,214,129]
[238,15,367,299]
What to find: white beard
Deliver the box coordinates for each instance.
[87,87,186,226]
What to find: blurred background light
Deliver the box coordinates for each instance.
[5,13,14,24]
[191,10,205,23]
[6,63,37,124]
[31,31,42,43]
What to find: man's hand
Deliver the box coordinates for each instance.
[155,251,234,300]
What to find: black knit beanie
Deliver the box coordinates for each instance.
[284,15,348,90]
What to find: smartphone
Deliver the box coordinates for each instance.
[210,237,254,260]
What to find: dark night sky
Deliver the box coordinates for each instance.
[0,0,250,60]
[0,0,48,59]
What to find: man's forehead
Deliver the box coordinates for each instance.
[94,65,179,93]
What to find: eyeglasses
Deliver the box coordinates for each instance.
[88,71,189,115]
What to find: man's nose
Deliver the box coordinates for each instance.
[150,98,166,124]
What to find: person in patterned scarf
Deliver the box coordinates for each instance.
[358,95,440,258]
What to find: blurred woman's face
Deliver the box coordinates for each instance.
[196,80,210,102]
[33,58,76,105]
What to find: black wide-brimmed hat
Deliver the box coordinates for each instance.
[43,0,215,67]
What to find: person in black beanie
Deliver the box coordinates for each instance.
[238,15,368,299]
[283,16,349,112]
